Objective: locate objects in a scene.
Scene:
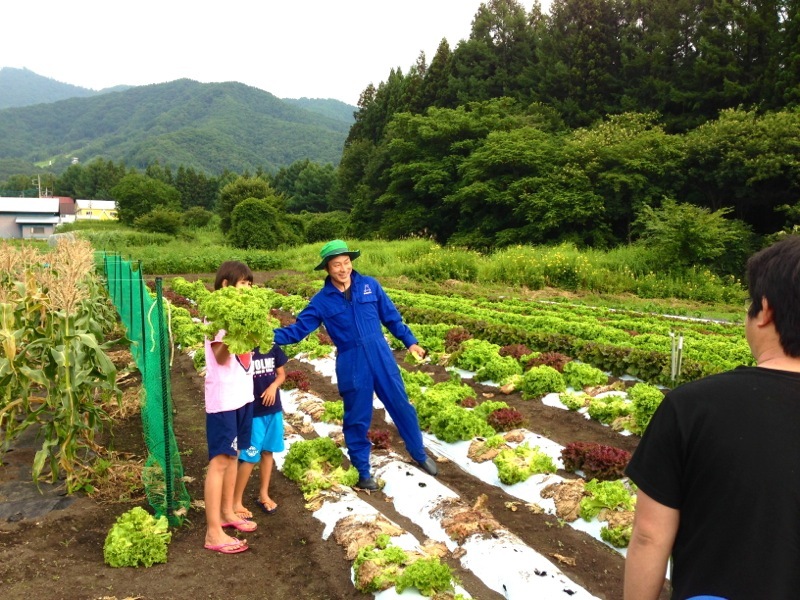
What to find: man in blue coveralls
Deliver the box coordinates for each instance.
[273,239,438,490]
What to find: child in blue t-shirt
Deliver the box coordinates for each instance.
[233,342,288,517]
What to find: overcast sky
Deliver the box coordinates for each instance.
[2,0,552,106]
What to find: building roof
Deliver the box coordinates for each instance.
[75,199,116,210]
[16,217,61,224]
[0,197,60,213]
[56,197,76,215]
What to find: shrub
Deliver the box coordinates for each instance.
[182,206,214,228]
[134,207,183,234]
[302,210,349,242]
[520,365,566,400]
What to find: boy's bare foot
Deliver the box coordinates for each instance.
[255,496,278,514]
[233,504,253,519]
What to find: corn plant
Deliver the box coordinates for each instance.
[0,239,121,492]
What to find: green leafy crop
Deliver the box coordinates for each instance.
[282,437,358,496]
[199,286,279,355]
[562,361,608,389]
[628,382,665,434]
[520,365,567,399]
[600,523,633,548]
[587,395,632,424]
[579,479,637,521]
[395,557,458,596]
[321,400,344,424]
[103,506,172,568]
[493,443,557,485]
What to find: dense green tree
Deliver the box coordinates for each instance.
[536,0,626,127]
[562,112,685,242]
[330,138,376,211]
[360,98,534,242]
[55,158,128,198]
[216,175,275,233]
[779,0,800,104]
[145,161,174,185]
[174,165,218,210]
[418,39,457,108]
[449,0,538,104]
[272,159,336,213]
[228,197,302,249]
[110,173,181,225]
[681,107,800,233]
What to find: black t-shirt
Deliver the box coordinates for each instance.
[251,344,288,417]
[626,366,800,599]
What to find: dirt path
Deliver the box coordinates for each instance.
[0,346,670,600]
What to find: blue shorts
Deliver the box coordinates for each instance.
[206,402,253,461]
[239,413,285,462]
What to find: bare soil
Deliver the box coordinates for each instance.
[0,273,672,600]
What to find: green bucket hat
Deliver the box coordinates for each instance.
[315,239,361,270]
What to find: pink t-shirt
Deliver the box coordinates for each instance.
[204,329,254,414]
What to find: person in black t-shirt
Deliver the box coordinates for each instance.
[624,236,800,600]
[233,343,288,517]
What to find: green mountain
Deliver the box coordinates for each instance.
[0,79,353,174]
[282,97,356,124]
[0,67,120,109]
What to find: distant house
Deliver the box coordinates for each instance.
[75,199,117,221]
[0,197,60,239]
[56,196,77,223]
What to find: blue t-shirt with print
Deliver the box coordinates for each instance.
[252,344,288,416]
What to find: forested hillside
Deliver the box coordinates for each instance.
[0,79,352,173]
[337,0,800,246]
[2,0,798,258]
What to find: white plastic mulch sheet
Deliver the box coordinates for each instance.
[279,374,603,598]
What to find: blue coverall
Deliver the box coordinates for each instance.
[273,270,427,478]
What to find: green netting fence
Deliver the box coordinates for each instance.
[101,252,190,526]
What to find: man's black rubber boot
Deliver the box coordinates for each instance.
[417,456,438,477]
[355,477,379,491]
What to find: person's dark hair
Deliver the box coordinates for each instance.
[214,260,253,290]
[746,235,800,356]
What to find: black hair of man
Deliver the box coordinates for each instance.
[746,235,800,357]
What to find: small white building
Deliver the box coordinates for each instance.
[0,197,60,239]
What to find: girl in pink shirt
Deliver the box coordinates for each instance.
[203,261,257,554]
